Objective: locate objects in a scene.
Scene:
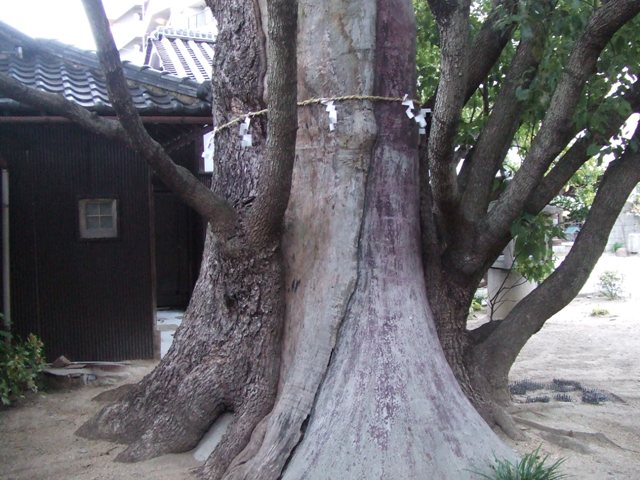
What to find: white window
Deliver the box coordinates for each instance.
[79,199,118,239]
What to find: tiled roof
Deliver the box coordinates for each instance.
[144,27,215,83]
[0,21,212,117]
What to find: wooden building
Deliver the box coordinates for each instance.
[0,22,212,361]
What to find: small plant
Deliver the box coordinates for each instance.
[473,447,567,480]
[550,378,582,392]
[553,393,572,403]
[611,242,624,253]
[581,389,609,405]
[598,271,624,300]
[0,331,46,406]
[470,291,487,313]
[590,306,609,317]
[509,379,545,395]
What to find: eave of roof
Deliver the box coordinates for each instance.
[0,20,213,118]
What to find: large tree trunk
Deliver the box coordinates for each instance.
[78,2,287,476]
[227,2,513,478]
[80,0,513,478]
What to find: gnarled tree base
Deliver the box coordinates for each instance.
[78,239,284,475]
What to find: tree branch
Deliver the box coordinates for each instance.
[526,80,640,214]
[473,126,640,385]
[460,5,553,222]
[245,0,298,245]
[482,0,640,247]
[0,71,125,139]
[463,0,518,103]
[427,0,471,221]
[420,0,516,260]
[81,0,235,231]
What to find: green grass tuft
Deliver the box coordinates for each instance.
[473,447,567,480]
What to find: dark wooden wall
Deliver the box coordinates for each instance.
[152,143,206,308]
[0,124,154,361]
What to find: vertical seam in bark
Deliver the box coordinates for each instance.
[279,138,377,475]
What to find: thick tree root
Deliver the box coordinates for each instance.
[77,353,279,466]
[199,402,272,480]
[91,384,135,403]
[77,363,228,461]
[464,367,526,442]
[490,403,526,441]
[513,416,638,452]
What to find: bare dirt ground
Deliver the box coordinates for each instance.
[0,361,198,480]
[503,252,640,479]
[0,253,638,479]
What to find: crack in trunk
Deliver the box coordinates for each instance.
[279,127,377,473]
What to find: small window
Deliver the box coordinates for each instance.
[79,199,118,239]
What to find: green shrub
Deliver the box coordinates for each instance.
[590,306,609,317]
[473,448,567,480]
[511,213,564,284]
[470,290,486,313]
[598,270,624,300]
[0,330,46,406]
[611,242,624,253]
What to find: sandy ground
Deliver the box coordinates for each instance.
[504,253,640,479]
[0,253,638,479]
[0,362,199,480]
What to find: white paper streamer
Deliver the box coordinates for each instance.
[322,100,338,131]
[402,93,415,119]
[414,108,431,135]
[202,131,215,163]
[239,116,252,148]
[206,95,433,153]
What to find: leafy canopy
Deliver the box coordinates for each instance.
[415,0,639,282]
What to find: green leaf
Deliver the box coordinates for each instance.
[521,23,534,41]
[586,143,601,158]
[515,86,531,101]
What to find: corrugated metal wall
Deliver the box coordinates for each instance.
[1,124,154,361]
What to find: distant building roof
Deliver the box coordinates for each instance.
[144,27,215,83]
[0,21,212,117]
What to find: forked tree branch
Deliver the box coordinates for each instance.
[459,4,553,222]
[423,0,518,109]
[473,126,640,382]
[421,0,517,260]
[81,0,235,231]
[463,0,518,103]
[526,80,640,214]
[481,0,640,248]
